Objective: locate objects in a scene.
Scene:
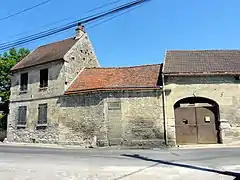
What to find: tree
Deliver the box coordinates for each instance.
[0,48,30,131]
[0,48,30,101]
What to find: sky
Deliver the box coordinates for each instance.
[1,0,240,67]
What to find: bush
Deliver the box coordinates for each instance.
[0,130,6,142]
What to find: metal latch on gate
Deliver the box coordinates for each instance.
[204,116,210,122]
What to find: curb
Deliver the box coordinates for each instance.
[0,142,239,151]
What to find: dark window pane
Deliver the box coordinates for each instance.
[40,69,48,88]
[20,73,28,91]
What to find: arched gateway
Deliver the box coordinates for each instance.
[174,97,221,145]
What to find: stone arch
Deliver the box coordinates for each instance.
[174,96,221,145]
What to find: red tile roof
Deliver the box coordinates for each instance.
[65,64,162,94]
[11,37,78,71]
[164,50,240,75]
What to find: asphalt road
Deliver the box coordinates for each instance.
[0,145,239,180]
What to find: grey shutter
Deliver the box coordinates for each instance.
[38,104,47,124]
[18,106,27,125]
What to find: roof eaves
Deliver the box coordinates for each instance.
[64,86,162,95]
[10,48,37,72]
[163,72,240,76]
[11,58,65,72]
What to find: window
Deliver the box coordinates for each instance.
[37,104,47,125]
[40,69,48,88]
[20,73,28,91]
[17,106,27,126]
[108,102,121,110]
[234,76,240,80]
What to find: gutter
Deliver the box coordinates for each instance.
[64,86,162,95]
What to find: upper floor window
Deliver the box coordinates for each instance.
[20,73,28,91]
[17,106,27,126]
[40,69,48,88]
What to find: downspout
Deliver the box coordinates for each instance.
[162,50,168,146]
[162,73,168,146]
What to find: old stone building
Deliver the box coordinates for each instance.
[163,50,240,146]
[7,26,240,147]
[7,24,164,148]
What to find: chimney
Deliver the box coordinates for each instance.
[75,23,85,39]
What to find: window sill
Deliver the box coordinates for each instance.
[19,90,27,94]
[36,123,48,127]
[16,124,27,127]
[39,87,48,91]
[16,124,27,129]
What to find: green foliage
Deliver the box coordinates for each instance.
[0,113,7,130]
[0,48,30,101]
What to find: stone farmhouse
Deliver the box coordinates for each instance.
[7,24,240,148]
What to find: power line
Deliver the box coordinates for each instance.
[0,0,151,51]
[0,0,53,21]
[87,2,143,30]
[0,0,144,46]
[1,0,125,42]
[86,0,125,13]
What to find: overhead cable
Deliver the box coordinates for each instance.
[0,0,150,51]
[0,0,53,21]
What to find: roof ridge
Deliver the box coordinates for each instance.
[38,36,75,48]
[84,63,162,70]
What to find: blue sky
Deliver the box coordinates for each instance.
[1,0,240,67]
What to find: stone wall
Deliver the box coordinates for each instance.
[7,98,60,143]
[164,75,240,145]
[10,61,65,102]
[59,90,165,148]
[8,32,100,145]
[64,33,100,88]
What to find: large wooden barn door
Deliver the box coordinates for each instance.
[195,107,218,144]
[175,106,218,145]
[175,107,198,144]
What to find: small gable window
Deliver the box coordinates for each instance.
[20,73,28,91]
[40,69,48,88]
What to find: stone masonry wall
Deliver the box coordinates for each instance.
[165,75,240,145]
[8,32,100,145]
[59,90,165,148]
[64,33,100,89]
[10,61,65,102]
[7,98,60,143]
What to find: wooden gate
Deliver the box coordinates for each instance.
[175,106,218,145]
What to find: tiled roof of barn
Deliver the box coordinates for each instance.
[65,64,162,94]
[163,50,240,75]
[11,37,78,71]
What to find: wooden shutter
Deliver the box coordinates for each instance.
[18,106,27,125]
[38,104,47,124]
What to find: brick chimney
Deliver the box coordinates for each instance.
[75,23,85,39]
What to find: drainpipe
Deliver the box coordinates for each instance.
[162,73,168,146]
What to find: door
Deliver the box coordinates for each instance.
[107,102,122,146]
[175,106,218,145]
[196,107,218,144]
[175,107,198,144]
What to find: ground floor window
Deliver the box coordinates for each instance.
[17,106,27,126]
[37,104,47,125]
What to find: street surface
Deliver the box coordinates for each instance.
[0,145,239,180]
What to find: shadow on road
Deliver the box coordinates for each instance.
[121,154,240,180]
[113,163,159,180]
